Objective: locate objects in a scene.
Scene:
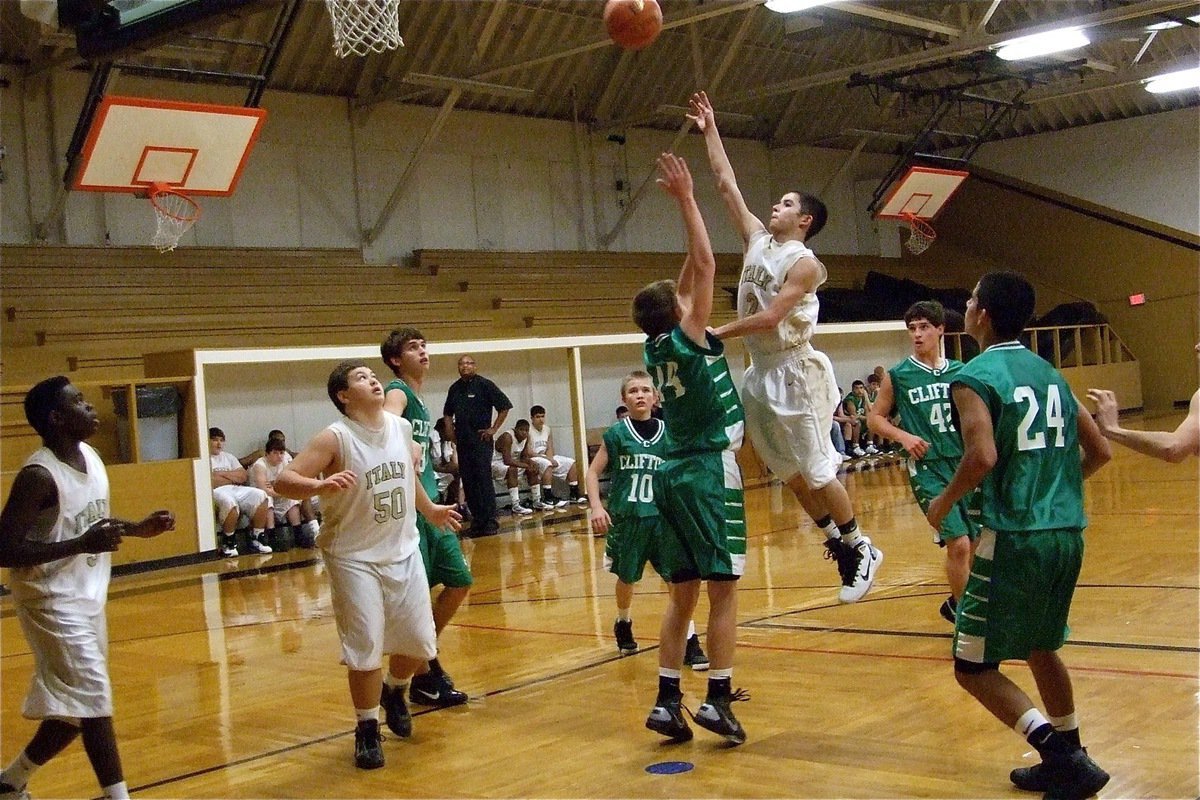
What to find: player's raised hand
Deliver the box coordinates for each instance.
[655,152,693,200]
[129,510,175,538]
[319,470,358,493]
[686,91,715,132]
[80,518,125,553]
[1086,388,1120,433]
[427,503,463,532]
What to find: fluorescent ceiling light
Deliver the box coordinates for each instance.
[764,0,830,13]
[995,27,1089,61]
[1145,67,1200,93]
[1144,14,1200,30]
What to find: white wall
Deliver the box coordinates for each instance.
[973,107,1200,235]
[1,66,897,259]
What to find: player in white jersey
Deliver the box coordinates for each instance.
[493,420,538,514]
[0,377,174,800]
[689,91,882,603]
[274,361,461,771]
[526,405,586,505]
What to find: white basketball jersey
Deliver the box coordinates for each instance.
[738,229,827,357]
[528,425,550,456]
[318,414,418,563]
[492,430,526,465]
[10,443,111,613]
[252,453,292,486]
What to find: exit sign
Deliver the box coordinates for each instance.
[1128,293,1146,306]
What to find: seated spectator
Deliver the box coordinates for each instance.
[615,405,630,421]
[239,428,289,469]
[431,418,466,513]
[527,405,587,505]
[251,439,320,545]
[493,420,539,515]
[842,381,878,456]
[863,374,886,451]
[209,427,272,557]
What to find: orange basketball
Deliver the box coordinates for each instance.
[604,0,663,51]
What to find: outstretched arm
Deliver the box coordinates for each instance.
[687,91,764,243]
[276,429,358,499]
[656,152,715,346]
[1087,387,1200,463]
[713,255,821,341]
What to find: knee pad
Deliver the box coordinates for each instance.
[954,657,999,675]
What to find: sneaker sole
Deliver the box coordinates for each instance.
[617,645,639,655]
[686,661,710,671]
[693,715,746,745]
[645,719,693,742]
[837,547,884,604]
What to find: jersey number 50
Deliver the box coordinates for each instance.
[373,487,407,523]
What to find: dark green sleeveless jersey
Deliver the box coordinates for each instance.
[386,378,438,498]
[602,417,667,519]
[888,356,965,461]
[952,342,1086,532]
[643,327,744,457]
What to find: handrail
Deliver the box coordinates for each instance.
[945,323,1136,369]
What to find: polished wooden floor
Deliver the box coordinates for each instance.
[3,414,1197,799]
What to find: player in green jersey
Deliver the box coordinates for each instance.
[632,153,748,746]
[381,327,473,726]
[585,370,708,668]
[927,272,1112,800]
[867,300,978,623]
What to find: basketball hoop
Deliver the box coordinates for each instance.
[324,0,404,58]
[900,212,937,255]
[148,182,201,252]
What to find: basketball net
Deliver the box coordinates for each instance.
[900,212,936,255]
[324,0,404,58]
[149,183,201,252]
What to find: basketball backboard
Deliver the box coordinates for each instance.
[72,96,267,196]
[874,165,968,221]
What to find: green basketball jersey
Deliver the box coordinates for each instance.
[953,342,1086,532]
[888,355,965,461]
[843,392,866,414]
[602,417,667,519]
[386,378,438,499]
[643,327,744,457]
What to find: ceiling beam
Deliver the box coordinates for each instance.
[834,2,962,37]
[402,72,534,99]
[473,0,508,65]
[726,0,1197,105]
[974,0,1004,34]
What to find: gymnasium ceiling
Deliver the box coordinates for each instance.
[1,0,1198,156]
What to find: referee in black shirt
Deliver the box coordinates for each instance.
[443,354,512,536]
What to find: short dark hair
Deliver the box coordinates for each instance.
[795,191,828,241]
[904,300,946,328]
[530,405,546,417]
[867,374,880,385]
[328,359,369,414]
[852,379,865,389]
[514,418,530,431]
[615,405,628,416]
[209,427,225,440]
[24,376,70,438]
[976,271,1035,341]
[380,327,425,376]
[265,439,287,453]
[268,429,285,440]
[632,280,679,339]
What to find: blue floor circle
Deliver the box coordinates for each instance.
[645,760,694,775]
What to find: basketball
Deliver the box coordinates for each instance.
[604,0,663,51]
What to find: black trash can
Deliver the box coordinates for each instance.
[112,386,182,462]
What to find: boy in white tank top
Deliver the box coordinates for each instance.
[689,91,882,604]
[0,377,174,800]
[273,361,461,771]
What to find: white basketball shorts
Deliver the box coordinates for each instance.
[742,345,842,489]
[530,455,574,480]
[323,551,437,670]
[213,484,269,520]
[17,603,113,719]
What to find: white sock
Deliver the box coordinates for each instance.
[1050,711,1079,732]
[303,519,319,536]
[508,487,520,505]
[530,484,542,502]
[385,673,408,690]
[686,620,697,638]
[616,607,631,622]
[103,780,130,800]
[355,706,379,723]
[1014,707,1049,738]
[2,750,38,789]
[840,529,863,548]
[822,521,840,540]
[708,668,732,680]
[252,527,265,540]
[658,667,681,680]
